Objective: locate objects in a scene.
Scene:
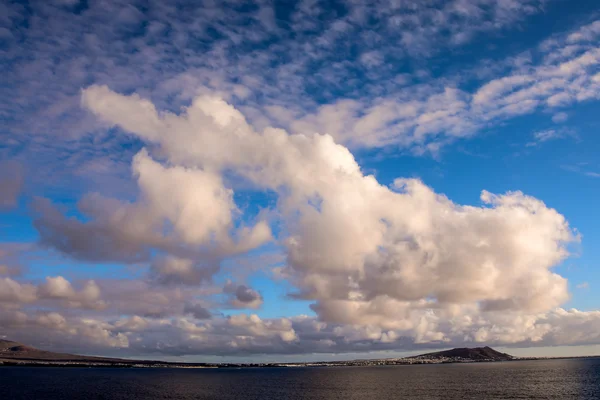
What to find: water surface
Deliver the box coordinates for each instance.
[1,358,599,399]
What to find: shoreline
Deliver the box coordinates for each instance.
[2,355,599,369]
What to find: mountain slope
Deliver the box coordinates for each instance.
[0,339,126,362]
[414,346,514,361]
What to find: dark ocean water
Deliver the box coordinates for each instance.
[1,358,599,399]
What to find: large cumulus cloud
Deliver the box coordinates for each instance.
[1,51,596,359]
[10,84,591,358]
[77,85,576,317]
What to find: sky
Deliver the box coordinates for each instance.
[0,0,600,363]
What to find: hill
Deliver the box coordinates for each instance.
[0,339,217,368]
[0,339,129,363]
[414,346,514,361]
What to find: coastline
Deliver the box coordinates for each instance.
[2,355,599,369]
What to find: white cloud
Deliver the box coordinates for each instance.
[527,128,576,146]
[72,87,578,336]
[149,256,218,286]
[183,303,212,320]
[561,164,600,178]
[0,275,105,310]
[0,277,37,304]
[224,282,264,309]
[577,282,589,289]
[552,112,569,123]
[4,1,600,359]
[4,75,590,356]
[567,21,600,44]
[533,129,563,144]
[282,31,600,150]
[0,161,23,209]
[0,0,563,163]
[32,145,272,265]
[3,306,600,357]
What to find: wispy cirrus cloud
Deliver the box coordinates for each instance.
[552,112,569,123]
[577,282,590,289]
[0,161,23,209]
[526,127,577,146]
[562,163,600,178]
[2,0,595,180]
[0,1,556,151]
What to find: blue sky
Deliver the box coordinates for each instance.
[1,0,600,362]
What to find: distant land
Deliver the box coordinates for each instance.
[0,339,597,368]
[415,346,513,361]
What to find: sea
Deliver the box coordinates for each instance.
[1,358,599,399]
